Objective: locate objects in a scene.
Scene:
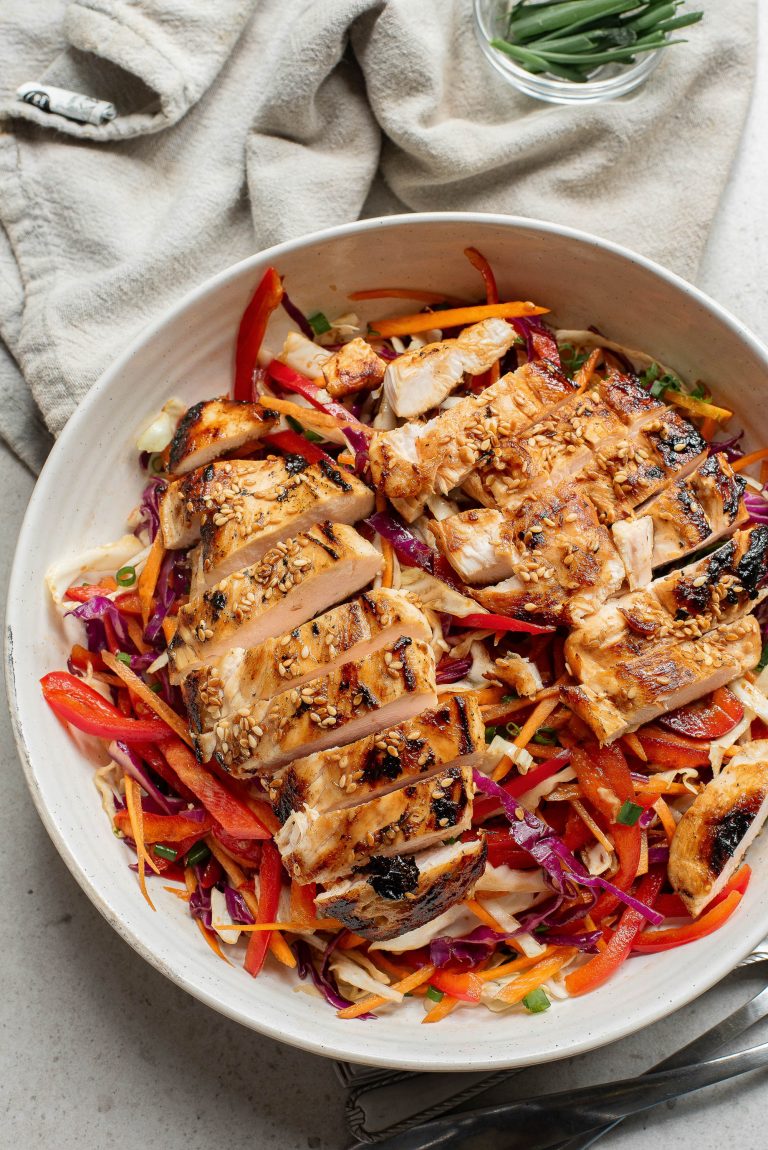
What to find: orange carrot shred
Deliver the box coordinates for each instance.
[570,798,614,855]
[369,302,548,340]
[492,692,561,780]
[732,447,768,473]
[422,994,460,1024]
[102,651,192,745]
[464,898,505,932]
[376,491,395,589]
[574,347,603,391]
[495,948,577,1005]
[654,796,678,844]
[194,918,232,965]
[124,774,158,910]
[336,964,437,1020]
[622,732,647,762]
[161,616,177,646]
[138,530,165,628]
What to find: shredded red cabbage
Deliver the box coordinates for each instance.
[224,885,256,925]
[145,551,188,644]
[430,926,506,969]
[509,316,561,369]
[638,805,657,830]
[537,929,602,953]
[647,846,670,866]
[712,429,744,462]
[342,426,371,477]
[293,938,376,1019]
[436,653,473,684]
[138,477,167,543]
[280,290,314,340]
[472,770,664,925]
[189,884,212,927]
[109,739,184,815]
[745,490,768,525]
[67,595,131,654]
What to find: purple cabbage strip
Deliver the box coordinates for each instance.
[472,770,664,925]
[648,846,671,866]
[342,426,371,478]
[638,805,657,830]
[280,290,314,340]
[366,510,438,573]
[745,490,768,525]
[376,342,399,362]
[712,429,744,462]
[144,549,186,643]
[138,477,167,543]
[293,938,376,1019]
[509,316,559,367]
[224,884,256,925]
[67,596,131,657]
[538,930,602,954]
[430,927,507,970]
[436,653,473,685]
[109,739,188,815]
[189,884,212,929]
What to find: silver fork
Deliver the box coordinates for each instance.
[369,959,768,1150]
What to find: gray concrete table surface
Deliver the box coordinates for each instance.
[2,31,768,1150]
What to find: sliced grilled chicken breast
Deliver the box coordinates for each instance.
[315,838,487,941]
[168,523,382,678]
[669,741,768,916]
[442,491,625,625]
[561,614,760,743]
[162,399,277,476]
[652,525,768,621]
[269,695,486,818]
[488,654,544,698]
[181,589,431,725]
[369,363,575,519]
[194,640,437,778]
[383,319,518,418]
[644,453,747,567]
[612,516,653,589]
[322,337,386,398]
[275,764,474,883]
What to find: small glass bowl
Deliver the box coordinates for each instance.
[473,0,663,105]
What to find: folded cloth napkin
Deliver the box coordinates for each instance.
[0,0,756,472]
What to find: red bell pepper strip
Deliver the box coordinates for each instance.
[114,808,213,843]
[479,828,540,870]
[266,360,370,431]
[635,725,711,768]
[430,969,484,1003]
[133,741,197,802]
[41,672,172,743]
[472,754,570,829]
[654,864,752,921]
[565,869,664,996]
[573,744,642,922]
[658,686,744,740]
[234,267,283,401]
[263,429,336,466]
[632,890,743,953]
[69,644,105,673]
[162,738,271,841]
[114,591,143,616]
[64,578,117,602]
[244,840,283,977]
[211,824,265,866]
[199,857,224,890]
[453,612,555,636]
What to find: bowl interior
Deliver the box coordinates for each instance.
[8,213,768,1071]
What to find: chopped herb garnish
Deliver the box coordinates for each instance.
[150,683,162,694]
[501,694,518,703]
[185,842,211,868]
[522,987,551,1013]
[617,799,644,826]
[559,342,589,377]
[286,414,324,443]
[115,651,132,666]
[426,985,445,1003]
[308,311,332,336]
[640,361,687,399]
[532,726,559,746]
[757,642,768,672]
[116,565,137,587]
[153,844,177,861]
[485,726,498,742]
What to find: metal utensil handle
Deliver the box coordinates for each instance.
[372,1039,768,1150]
[557,982,768,1150]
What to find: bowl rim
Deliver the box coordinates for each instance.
[7,210,768,1071]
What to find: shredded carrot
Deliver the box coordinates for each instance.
[478,949,556,982]
[422,994,460,1024]
[481,690,558,725]
[258,395,341,431]
[700,416,718,441]
[246,796,281,835]
[337,930,368,950]
[125,616,151,654]
[574,347,602,391]
[137,530,165,628]
[622,732,647,762]
[654,796,678,844]
[224,918,345,933]
[376,491,395,588]
[370,952,414,981]
[102,651,192,745]
[665,391,732,424]
[570,798,614,854]
[492,692,561,780]
[164,886,190,900]
[204,837,295,968]
[495,948,577,1005]
[732,447,768,473]
[348,287,465,305]
[761,459,768,486]
[472,685,506,707]
[369,301,548,340]
[635,779,691,796]
[290,879,317,926]
[465,898,505,932]
[337,452,355,467]
[194,917,232,964]
[123,774,158,910]
[336,964,437,1019]
[267,929,298,969]
[161,616,177,646]
[583,914,607,953]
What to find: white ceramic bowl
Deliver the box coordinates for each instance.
[7,213,768,1072]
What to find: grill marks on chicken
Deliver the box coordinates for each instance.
[162,399,277,476]
[275,764,474,884]
[268,695,486,819]
[193,640,438,778]
[168,522,383,678]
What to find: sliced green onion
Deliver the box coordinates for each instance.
[185,842,211,868]
[153,844,178,861]
[116,565,137,587]
[505,721,522,738]
[617,799,644,827]
[308,311,332,336]
[286,414,324,443]
[757,642,768,672]
[501,693,518,703]
[426,985,445,1003]
[149,683,162,694]
[115,651,132,666]
[522,987,551,1013]
[532,726,559,746]
[485,726,498,743]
